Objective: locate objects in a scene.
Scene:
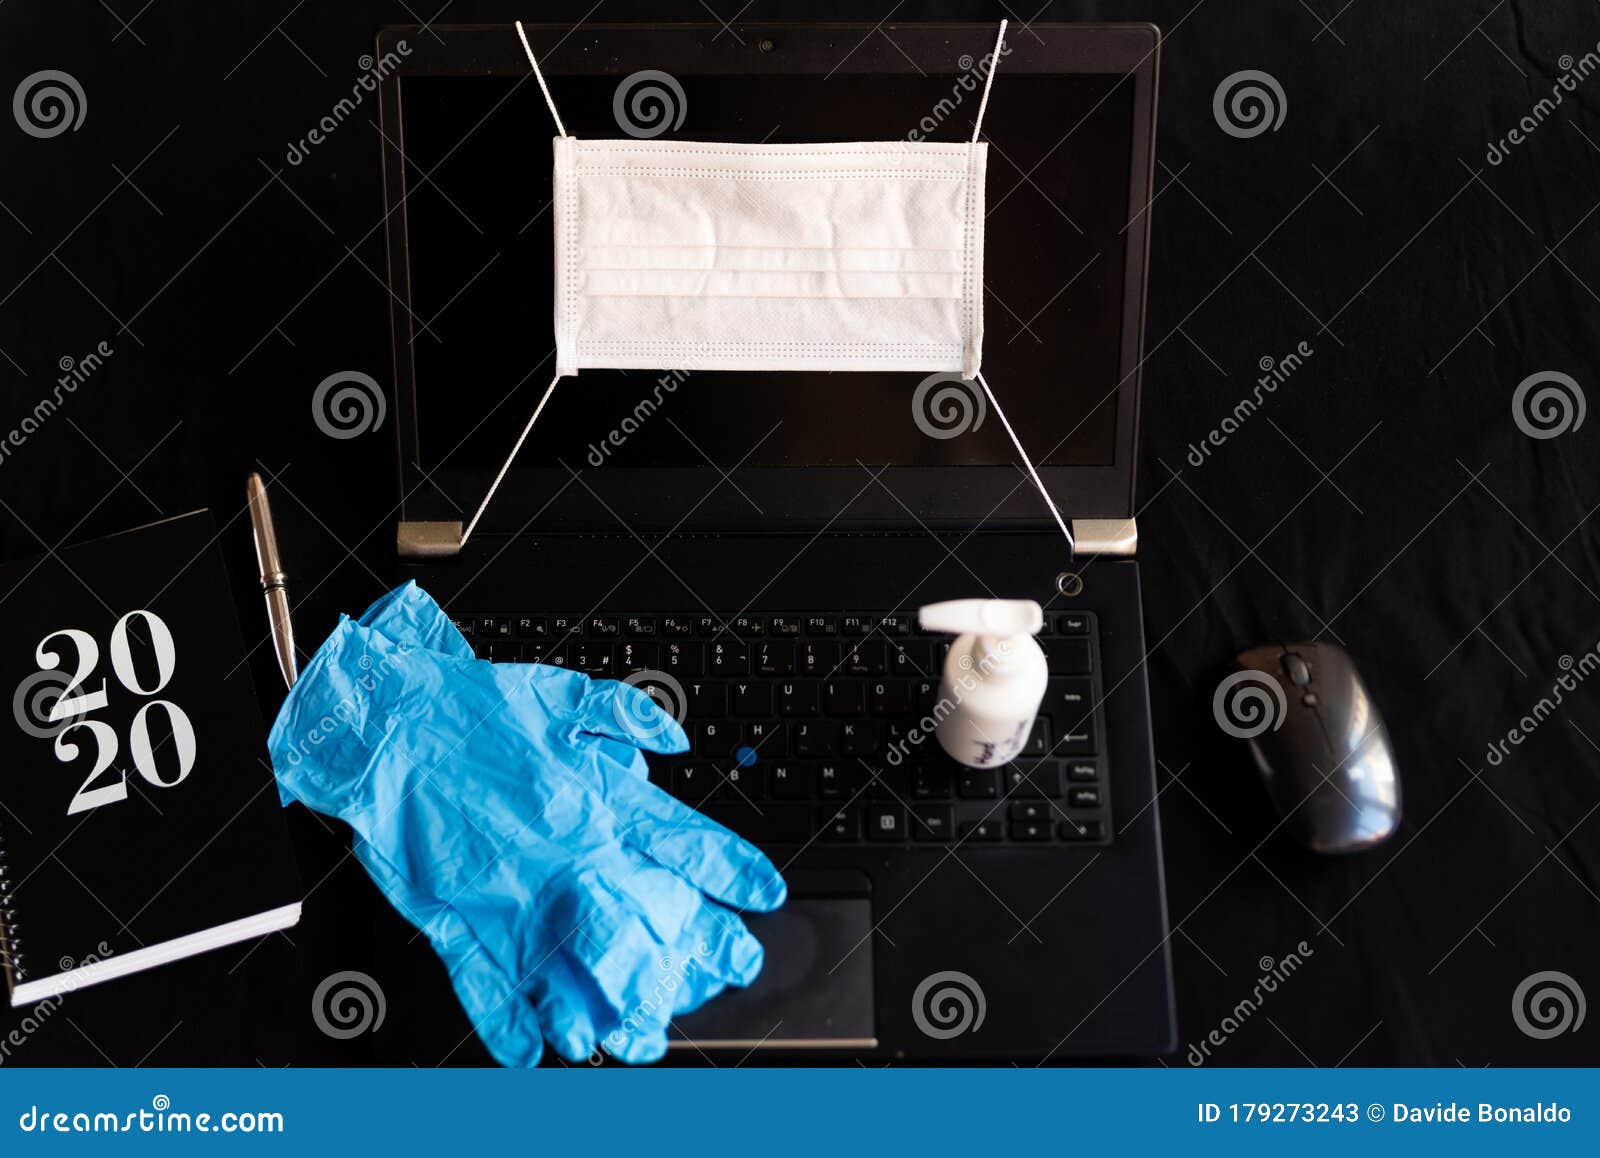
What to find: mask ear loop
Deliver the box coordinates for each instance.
[515,20,568,138]
[966,23,1075,560]
[461,23,570,549]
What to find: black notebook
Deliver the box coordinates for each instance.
[0,510,300,1005]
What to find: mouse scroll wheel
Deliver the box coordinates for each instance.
[1281,653,1312,687]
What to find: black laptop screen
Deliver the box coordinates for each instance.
[400,71,1134,471]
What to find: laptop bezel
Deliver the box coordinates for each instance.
[376,22,1159,534]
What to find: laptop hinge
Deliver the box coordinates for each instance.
[1071,517,1137,556]
[397,520,464,558]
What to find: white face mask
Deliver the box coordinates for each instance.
[463,20,1070,556]
[551,137,986,379]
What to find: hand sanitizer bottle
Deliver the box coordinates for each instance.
[917,599,1048,769]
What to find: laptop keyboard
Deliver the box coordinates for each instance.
[456,611,1110,848]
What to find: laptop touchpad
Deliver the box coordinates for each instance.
[669,872,876,1051]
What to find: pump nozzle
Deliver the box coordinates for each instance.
[918,598,1044,637]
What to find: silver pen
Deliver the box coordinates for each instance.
[246,472,298,689]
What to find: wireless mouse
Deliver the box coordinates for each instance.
[1230,642,1401,853]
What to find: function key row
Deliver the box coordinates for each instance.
[455,611,1095,642]
[653,758,1101,804]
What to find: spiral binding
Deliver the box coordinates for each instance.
[0,823,21,989]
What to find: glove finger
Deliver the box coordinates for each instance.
[529,954,611,1063]
[355,581,474,660]
[593,765,788,912]
[577,678,691,755]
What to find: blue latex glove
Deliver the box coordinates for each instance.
[347,584,742,1064]
[269,584,786,1065]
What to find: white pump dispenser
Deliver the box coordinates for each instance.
[917,599,1048,768]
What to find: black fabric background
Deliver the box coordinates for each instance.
[1,1,1597,1066]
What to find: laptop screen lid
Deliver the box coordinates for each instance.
[378,23,1158,538]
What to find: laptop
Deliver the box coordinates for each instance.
[376,21,1174,1061]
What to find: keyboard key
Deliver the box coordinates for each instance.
[624,616,657,637]
[572,641,613,677]
[732,615,765,638]
[1060,818,1105,841]
[670,763,722,803]
[1060,726,1097,756]
[515,616,545,639]
[847,641,888,676]
[866,765,910,800]
[1004,762,1062,798]
[1067,760,1100,782]
[756,640,796,676]
[876,615,912,636]
[961,818,1003,842]
[453,616,476,638]
[817,763,863,799]
[487,640,520,662]
[1058,613,1091,635]
[479,617,511,638]
[819,806,859,841]
[663,642,704,677]
[768,616,803,637]
[841,616,872,636]
[910,805,953,841]
[660,616,694,637]
[890,640,935,677]
[688,682,728,717]
[1010,820,1052,842]
[839,720,881,757]
[911,765,953,800]
[588,616,620,638]
[723,764,763,800]
[550,615,580,637]
[697,721,739,757]
[708,641,750,676]
[1068,787,1101,809]
[769,763,809,800]
[802,640,841,676]
[744,721,786,755]
[958,769,999,799]
[804,615,838,636]
[869,680,912,716]
[1044,637,1092,674]
[617,641,658,674]
[867,805,906,841]
[694,616,720,637]
[1009,800,1053,822]
[793,720,837,757]
[825,681,865,715]
[777,681,820,716]
[1022,717,1051,756]
[733,683,774,716]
